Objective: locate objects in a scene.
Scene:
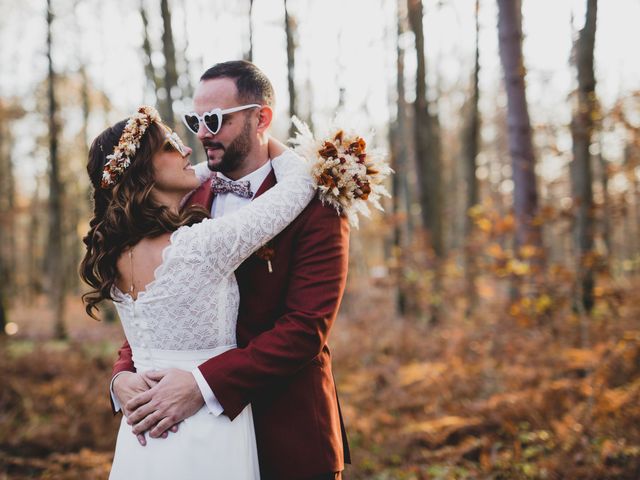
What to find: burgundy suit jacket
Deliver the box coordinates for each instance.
[112,169,351,479]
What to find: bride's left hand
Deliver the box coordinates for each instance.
[125,368,204,438]
[267,136,288,159]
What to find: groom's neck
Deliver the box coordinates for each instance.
[225,139,270,181]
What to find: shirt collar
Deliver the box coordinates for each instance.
[217,160,272,197]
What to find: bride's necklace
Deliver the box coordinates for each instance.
[129,247,135,295]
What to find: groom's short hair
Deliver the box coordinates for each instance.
[201,61,275,108]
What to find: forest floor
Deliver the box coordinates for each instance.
[1,277,640,479]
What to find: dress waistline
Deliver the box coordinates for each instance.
[132,344,236,372]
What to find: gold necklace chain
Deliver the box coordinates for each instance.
[128,248,135,295]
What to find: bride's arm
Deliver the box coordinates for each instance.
[190,149,315,272]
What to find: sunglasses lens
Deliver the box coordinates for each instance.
[184,114,200,133]
[203,113,220,134]
[172,133,189,155]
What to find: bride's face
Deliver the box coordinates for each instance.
[151,127,200,196]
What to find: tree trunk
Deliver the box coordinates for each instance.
[407,0,443,322]
[171,0,202,165]
[160,0,179,127]
[46,0,67,339]
[140,0,164,108]
[302,76,315,133]
[26,178,41,304]
[407,0,443,258]
[389,0,411,316]
[462,0,481,315]
[246,0,254,62]
[0,250,6,335]
[0,287,6,335]
[0,109,12,335]
[62,65,92,294]
[597,147,611,257]
[629,144,640,264]
[570,0,598,312]
[496,0,542,255]
[284,0,297,139]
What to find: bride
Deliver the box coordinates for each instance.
[79,105,314,479]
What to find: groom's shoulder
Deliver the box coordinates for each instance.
[295,193,349,234]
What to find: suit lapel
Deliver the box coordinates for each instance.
[253,169,277,199]
[185,176,216,212]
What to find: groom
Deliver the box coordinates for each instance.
[111,60,350,480]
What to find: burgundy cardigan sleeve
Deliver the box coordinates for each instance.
[198,203,350,420]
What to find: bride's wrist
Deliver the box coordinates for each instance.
[267,136,287,159]
[113,371,134,394]
[272,152,302,178]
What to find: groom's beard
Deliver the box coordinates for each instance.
[203,118,253,174]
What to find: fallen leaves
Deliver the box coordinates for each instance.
[332,278,640,479]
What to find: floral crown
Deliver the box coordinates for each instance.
[101,105,161,189]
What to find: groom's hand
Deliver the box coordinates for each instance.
[126,368,204,438]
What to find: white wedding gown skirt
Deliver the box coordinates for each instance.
[109,346,260,480]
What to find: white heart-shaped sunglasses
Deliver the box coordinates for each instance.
[182,104,261,135]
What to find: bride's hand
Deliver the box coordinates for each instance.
[114,372,150,415]
[267,136,288,159]
[113,372,152,445]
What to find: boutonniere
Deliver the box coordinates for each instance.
[289,116,393,228]
[256,243,275,273]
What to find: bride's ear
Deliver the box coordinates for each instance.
[256,106,273,133]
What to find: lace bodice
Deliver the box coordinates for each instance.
[111,151,314,354]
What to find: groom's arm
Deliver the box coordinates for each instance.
[199,200,349,420]
[110,340,136,412]
[113,340,136,377]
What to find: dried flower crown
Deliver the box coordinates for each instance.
[101,105,161,189]
[290,116,393,228]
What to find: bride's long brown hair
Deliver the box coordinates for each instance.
[80,120,208,319]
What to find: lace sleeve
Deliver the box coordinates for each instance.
[181,150,315,273]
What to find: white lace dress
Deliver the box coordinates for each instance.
[108,151,315,480]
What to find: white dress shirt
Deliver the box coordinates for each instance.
[110,160,273,417]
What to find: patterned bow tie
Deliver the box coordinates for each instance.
[210,175,253,199]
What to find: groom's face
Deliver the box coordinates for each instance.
[193,78,258,178]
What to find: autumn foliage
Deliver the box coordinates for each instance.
[335,277,640,479]
[2,269,640,479]
[1,1,640,479]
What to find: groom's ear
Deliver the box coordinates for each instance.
[256,106,273,134]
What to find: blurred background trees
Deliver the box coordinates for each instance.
[3,0,640,477]
[3,0,637,330]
